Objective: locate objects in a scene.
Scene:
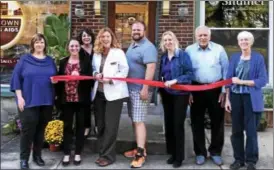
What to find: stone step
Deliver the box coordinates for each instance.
[84,114,194,158]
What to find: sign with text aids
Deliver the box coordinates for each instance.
[0,1,24,50]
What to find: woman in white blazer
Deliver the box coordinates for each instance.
[92,27,129,167]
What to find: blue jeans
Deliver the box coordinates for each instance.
[230,93,261,164]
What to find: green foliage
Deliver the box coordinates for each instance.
[205,1,269,27]
[43,13,70,65]
[2,120,18,135]
[264,89,273,108]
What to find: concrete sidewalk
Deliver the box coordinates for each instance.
[1,105,273,169]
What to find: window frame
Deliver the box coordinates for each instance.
[200,1,273,87]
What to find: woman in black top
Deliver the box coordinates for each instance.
[78,28,95,137]
[56,39,93,165]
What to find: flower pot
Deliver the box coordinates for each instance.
[264,108,273,128]
[49,144,60,152]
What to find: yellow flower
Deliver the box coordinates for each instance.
[44,120,64,144]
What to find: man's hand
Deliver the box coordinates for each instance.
[140,87,149,100]
[225,99,232,113]
[218,92,226,108]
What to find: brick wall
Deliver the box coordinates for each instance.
[71,1,195,48]
[157,1,195,50]
[71,1,107,38]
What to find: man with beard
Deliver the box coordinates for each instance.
[124,21,158,168]
[185,26,229,166]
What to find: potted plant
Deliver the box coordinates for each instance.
[264,88,273,128]
[257,88,273,131]
[44,119,64,152]
[43,13,70,65]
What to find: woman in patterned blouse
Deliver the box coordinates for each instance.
[55,39,93,166]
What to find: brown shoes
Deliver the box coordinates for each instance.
[95,157,113,167]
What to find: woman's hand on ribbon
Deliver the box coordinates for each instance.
[232,77,242,85]
[71,71,79,76]
[50,77,58,84]
[164,79,177,88]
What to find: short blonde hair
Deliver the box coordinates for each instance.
[93,27,121,54]
[159,31,179,52]
[237,31,254,46]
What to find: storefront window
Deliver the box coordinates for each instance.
[206,1,269,28]
[211,30,269,72]
[0,1,70,84]
[115,2,149,49]
[203,1,272,83]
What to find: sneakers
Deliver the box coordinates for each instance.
[211,156,223,165]
[229,161,245,170]
[124,148,147,158]
[196,155,206,165]
[130,147,146,168]
[124,149,138,158]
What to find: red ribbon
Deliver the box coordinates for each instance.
[51,75,232,91]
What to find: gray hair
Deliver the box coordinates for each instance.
[195,25,211,36]
[237,31,254,46]
[159,31,179,52]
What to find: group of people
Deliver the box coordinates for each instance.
[10,21,267,170]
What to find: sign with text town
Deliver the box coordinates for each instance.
[0,1,24,50]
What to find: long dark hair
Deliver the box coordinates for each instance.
[77,28,95,46]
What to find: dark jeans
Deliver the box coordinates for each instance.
[160,90,189,162]
[19,106,53,160]
[94,92,124,162]
[62,102,86,155]
[190,84,224,157]
[230,93,261,164]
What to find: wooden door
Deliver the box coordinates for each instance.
[108,1,157,51]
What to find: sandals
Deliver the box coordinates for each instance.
[95,157,113,167]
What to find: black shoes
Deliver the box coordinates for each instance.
[20,160,29,170]
[62,156,70,166]
[230,161,245,170]
[166,156,175,164]
[33,156,45,166]
[247,163,256,170]
[172,161,182,168]
[73,159,81,166]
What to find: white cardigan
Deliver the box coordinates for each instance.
[92,48,129,101]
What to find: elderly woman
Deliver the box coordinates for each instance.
[158,31,193,168]
[77,28,95,137]
[225,31,268,170]
[92,27,129,167]
[56,39,93,166]
[10,33,57,169]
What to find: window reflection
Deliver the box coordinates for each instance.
[115,2,148,49]
[205,1,269,28]
[211,30,269,72]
